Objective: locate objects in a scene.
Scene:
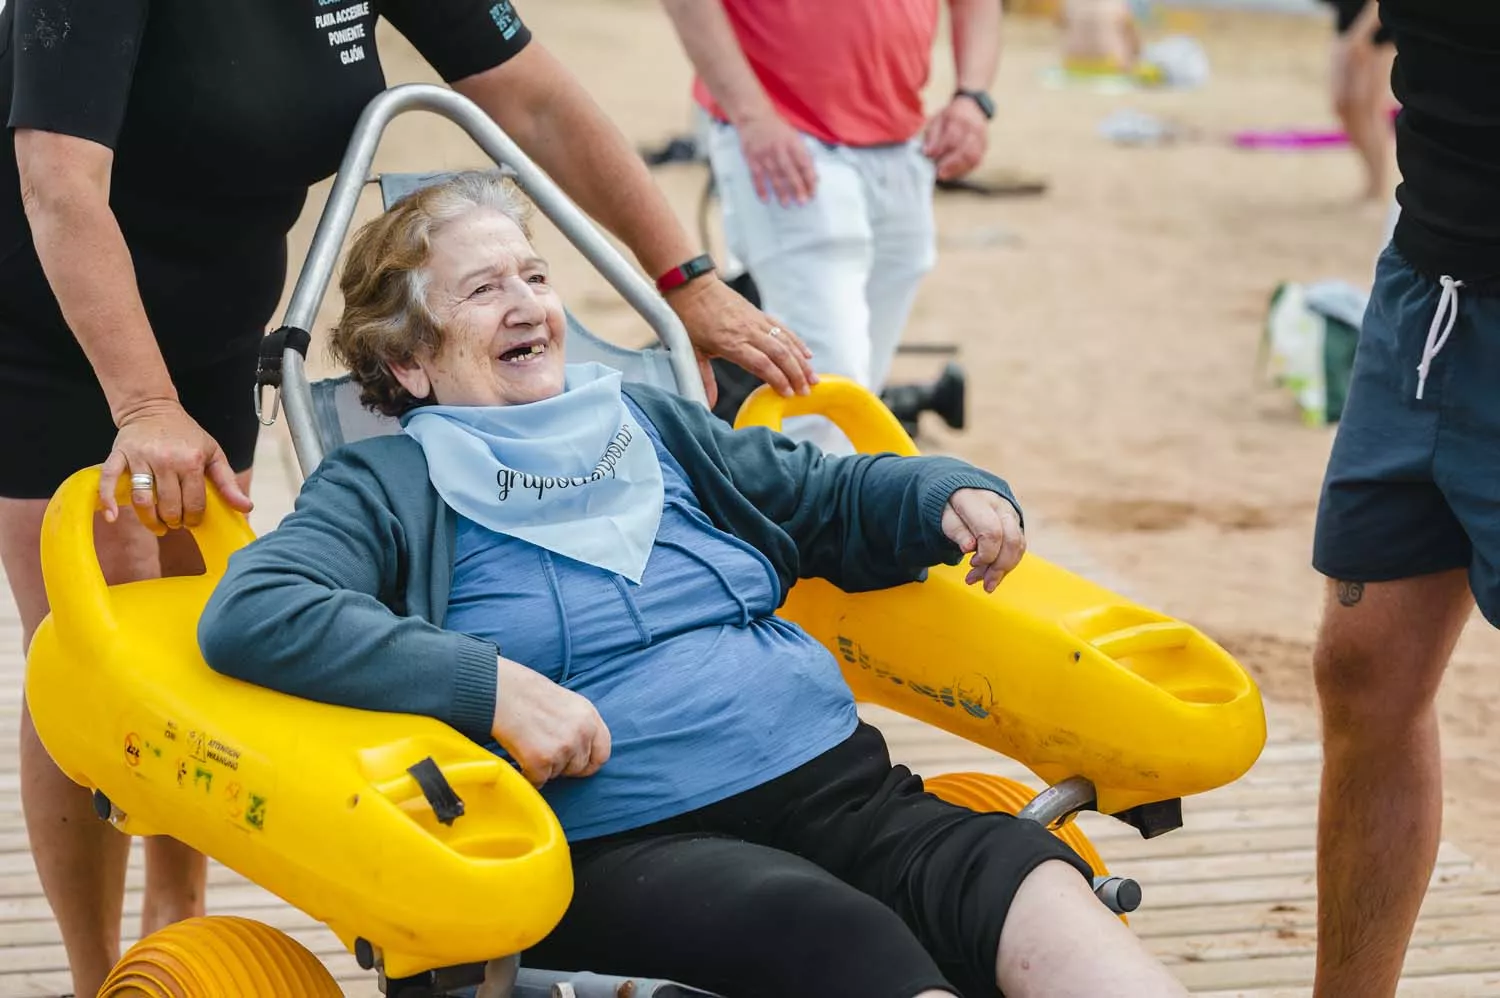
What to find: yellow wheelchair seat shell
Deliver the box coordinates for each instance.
[736,378,1267,818]
[25,470,573,980]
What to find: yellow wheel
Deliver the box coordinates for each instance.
[924,772,1125,923]
[99,915,343,997]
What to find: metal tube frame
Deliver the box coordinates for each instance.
[275,83,707,479]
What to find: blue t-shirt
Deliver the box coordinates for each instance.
[444,404,860,840]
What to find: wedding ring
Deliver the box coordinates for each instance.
[768,326,783,339]
[130,473,155,493]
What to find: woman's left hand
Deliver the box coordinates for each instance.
[666,276,817,399]
[942,488,1026,592]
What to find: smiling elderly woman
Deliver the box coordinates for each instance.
[197,172,1185,998]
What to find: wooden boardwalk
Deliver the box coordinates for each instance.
[3,425,1499,997]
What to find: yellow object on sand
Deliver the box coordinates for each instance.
[25,474,572,980]
[735,377,1266,817]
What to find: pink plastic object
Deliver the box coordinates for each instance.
[1232,129,1349,149]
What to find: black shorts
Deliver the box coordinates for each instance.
[1312,245,1500,624]
[523,722,1093,998]
[0,324,262,499]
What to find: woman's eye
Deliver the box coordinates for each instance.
[527,274,548,285]
[469,284,494,297]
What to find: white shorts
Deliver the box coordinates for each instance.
[706,120,938,453]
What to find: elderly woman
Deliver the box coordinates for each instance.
[198,172,1185,998]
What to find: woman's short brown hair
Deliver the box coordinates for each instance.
[330,170,535,417]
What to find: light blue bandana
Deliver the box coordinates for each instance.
[400,363,664,583]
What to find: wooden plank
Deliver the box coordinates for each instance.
[1196,974,1500,998]
[1139,860,1480,910]
[1153,914,1500,964]
[1130,888,1500,939]
[1121,842,1470,889]
[1169,940,1500,991]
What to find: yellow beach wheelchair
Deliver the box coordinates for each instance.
[24,85,1266,997]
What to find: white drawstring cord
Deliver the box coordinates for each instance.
[1415,275,1464,400]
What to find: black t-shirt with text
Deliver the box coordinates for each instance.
[0,0,531,368]
[1383,0,1500,293]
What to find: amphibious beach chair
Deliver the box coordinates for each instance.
[23,85,1268,997]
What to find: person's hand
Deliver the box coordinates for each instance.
[666,276,817,398]
[736,111,818,206]
[942,488,1026,592]
[99,398,253,535]
[922,97,991,181]
[492,656,612,788]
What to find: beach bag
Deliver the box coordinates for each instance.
[1260,280,1366,426]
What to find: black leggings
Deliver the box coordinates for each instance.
[523,723,1092,998]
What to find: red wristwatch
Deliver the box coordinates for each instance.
[655,253,716,294]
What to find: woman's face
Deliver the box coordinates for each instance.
[391,207,567,408]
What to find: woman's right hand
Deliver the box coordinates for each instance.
[492,656,612,787]
[98,398,253,535]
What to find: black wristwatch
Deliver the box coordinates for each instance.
[954,88,995,120]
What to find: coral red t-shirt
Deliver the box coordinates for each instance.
[692,0,941,148]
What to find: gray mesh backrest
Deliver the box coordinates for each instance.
[307,172,681,454]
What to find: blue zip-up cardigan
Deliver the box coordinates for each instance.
[198,384,1018,742]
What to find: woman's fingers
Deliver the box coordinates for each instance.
[99,449,129,523]
[949,489,1027,592]
[205,449,253,514]
[154,466,187,531]
[126,456,165,536]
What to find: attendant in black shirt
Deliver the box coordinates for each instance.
[1,2,813,994]
[1310,3,1500,995]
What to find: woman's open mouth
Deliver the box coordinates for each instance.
[499,340,548,364]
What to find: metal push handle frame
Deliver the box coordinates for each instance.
[273,83,707,479]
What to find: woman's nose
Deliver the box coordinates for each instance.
[503,277,547,326]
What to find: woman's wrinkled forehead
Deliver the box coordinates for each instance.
[427,207,544,286]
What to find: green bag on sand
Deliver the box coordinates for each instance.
[1259,280,1365,426]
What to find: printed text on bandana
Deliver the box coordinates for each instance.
[497,425,634,501]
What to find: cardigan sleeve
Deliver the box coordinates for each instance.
[627,386,1022,593]
[197,447,499,742]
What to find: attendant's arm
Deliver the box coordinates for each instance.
[450,44,815,396]
[197,452,501,741]
[923,0,1004,180]
[14,140,249,530]
[658,0,817,205]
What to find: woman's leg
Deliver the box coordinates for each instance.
[996,859,1187,997]
[1330,5,1392,200]
[524,832,958,998]
[739,723,1186,996]
[5,467,252,996]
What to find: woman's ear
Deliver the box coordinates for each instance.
[388,359,433,403]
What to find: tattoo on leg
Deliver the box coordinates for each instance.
[1337,580,1365,607]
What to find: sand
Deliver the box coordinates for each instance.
[278,1,1500,866]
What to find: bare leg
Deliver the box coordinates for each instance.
[5,468,252,996]
[1330,16,1392,200]
[8,497,160,997]
[1312,571,1473,998]
[995,859,1188,996]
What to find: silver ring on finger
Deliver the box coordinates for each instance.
[130,473,155,494]
[767,326,783,339]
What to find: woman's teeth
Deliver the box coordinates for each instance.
[501,343,547,363]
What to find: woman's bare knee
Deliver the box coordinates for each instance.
[996,859,1186,997]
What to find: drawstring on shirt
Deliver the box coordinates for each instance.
[1415,275,1464,400]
